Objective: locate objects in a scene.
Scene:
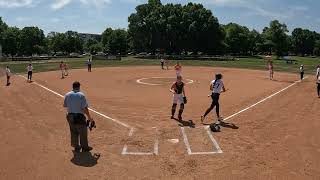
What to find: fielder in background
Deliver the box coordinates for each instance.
[5,66,11,86]
[316,65,320,98]
[174,62,182,77]
[268,60,274,80]
[201,73,227,124]
[170,75,187,121]
[300,65,304,80]
[64,81,94,152]
[87,57,92,72]
[27,64,33,83]
[64,62,69,76]
[160,58,164,70]
[59,61,65,79]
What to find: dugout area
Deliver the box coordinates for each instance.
[0,66,319,179]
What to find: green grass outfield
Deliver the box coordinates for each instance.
[1,56,320,75]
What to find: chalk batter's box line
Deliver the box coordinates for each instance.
[222,77,309,122]
[18,75,160,156]
[121,127,159,156]
[180,77,308,155]
[181,126,223,155]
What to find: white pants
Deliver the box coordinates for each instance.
[173,93,184,104]
[61,69,65,76]
[176,71,182,77]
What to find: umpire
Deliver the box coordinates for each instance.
[64,81,93,152]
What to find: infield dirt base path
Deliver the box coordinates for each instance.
[0,66,319,180]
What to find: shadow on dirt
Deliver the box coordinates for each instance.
[203,121,239,131]
[172,117,195,128]
[71,151,101,167]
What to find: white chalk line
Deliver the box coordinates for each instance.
[136,77,194,86]
[18,75,131,129]
[19,75,160,156]
[223,76,309,122]
[181,126,222,155]
[181,76,309,154]
[122,127,159,155]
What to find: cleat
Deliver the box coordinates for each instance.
[82,146,93,152]
[201,116,205,124]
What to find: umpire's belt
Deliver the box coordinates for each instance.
[67,113,86,125]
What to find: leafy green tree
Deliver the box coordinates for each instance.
[248,29,263,55]
[0,17,8,45]
[48,32,67,55]
[2,27,20,59]
[84,38,102,54]
[64,31,84,54]
[314,40,320,56]
[102,28,128,54]
[262,20,289,56]
[20,26,45,56]
[291,28,316,56]
[223,23,250,55]
[128,1,224,54]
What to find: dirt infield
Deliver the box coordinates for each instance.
[0,66,319,179]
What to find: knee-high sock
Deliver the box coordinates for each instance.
[216,102,220,118]
[172,104,177,116]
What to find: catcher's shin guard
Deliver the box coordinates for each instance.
[172,104,177,116]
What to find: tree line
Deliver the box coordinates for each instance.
[1,0,320,58]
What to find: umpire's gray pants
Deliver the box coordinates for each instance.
[66,113,89,149]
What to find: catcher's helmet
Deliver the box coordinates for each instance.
[210,123,221,132]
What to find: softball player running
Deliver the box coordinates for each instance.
[201,73,227,124]
[174,62,182,77]
[170,75,187,121]
[5,66,11,86]
[316,65,320,98]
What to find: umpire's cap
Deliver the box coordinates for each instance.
[73,81,81,89]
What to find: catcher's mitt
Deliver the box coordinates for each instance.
[183,96,187,104]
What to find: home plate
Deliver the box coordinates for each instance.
[168,139,179,144]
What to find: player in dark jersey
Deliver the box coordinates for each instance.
[170,75,186,121]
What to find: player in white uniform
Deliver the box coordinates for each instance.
[300,65,304,80]
[201,73,227,124]
[5,66,11,86]
[316,65,320,98]
[27,64,33,83]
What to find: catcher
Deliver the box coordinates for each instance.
[170,75,187,121]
